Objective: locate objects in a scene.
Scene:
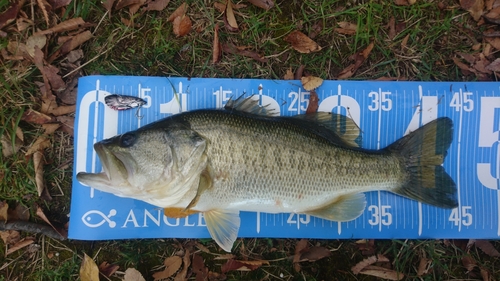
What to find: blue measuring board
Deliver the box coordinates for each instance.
[69,76,500,241]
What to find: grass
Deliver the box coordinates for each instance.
[1,0,500,280]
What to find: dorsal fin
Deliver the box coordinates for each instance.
[292,112,362,147]
[224,95,277,116]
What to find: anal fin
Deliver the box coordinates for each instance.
[204,209,240,252]
[164,208,200,218]
[305,193,366,222]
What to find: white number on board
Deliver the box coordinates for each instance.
[449,91,474,112]
[449,206,473,227]
[287,213,310,229]
[288,91,309,112]
[368,90,392,111]
[368,205,392,226]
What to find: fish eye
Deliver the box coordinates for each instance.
[119,133,136,147]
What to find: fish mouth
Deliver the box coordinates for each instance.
[76,142,128,188]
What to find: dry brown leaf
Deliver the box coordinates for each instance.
[301,76,323,91]
[285,30,322,53]
[214,254,237,260]
[99,262,119,277]
[57,115,74,136]
[173,15,192,37]
[359,265,404,281]
[123,268,146,281]
[43,64,66,92]
[294,65,305,80]
[115,0,141,10]
[460,0,485,21]
[192,254,208,281]
[6,237,34,256]
[225,0,239,31]
[462,255,477,272]
[480,268,491,281]
[0,230,21,245]
[49,105,76,116]
[417,256,431,276]
[22,109,55,125]
[1,131,23,158]
[33,151,45,197]
[338,42,374,79]
[284,67,294,80]
[168,2,187,22]
[336,21,357,35]
[7,40,29,59]
[352,254,390,274]
[48,0,72,9]
[486,58,500,72]
[25,136,51,156]
[36,18,88,35]
[42,123,61,135]
[128,0,146,14]
[37,0,50,26]
[387,17,396,40]
[8,203,30,221]
[309,20,323,39]
[153,256,182,280]
[247,0,274,10]
[49,30,92,62]
[306,90,318,114]
[173,248,190,281]
[222,43,268,62]
[143,0,170,11]
[213,23,221,64]
[35,206,64,237]
[299,246,331,262]
[102,0,116,13]
[394,0,412,5]
[0,0,25,30]
[293,239,308,272]
[80,253,99,281]
[221,259,269,273]
[0,201,8,221]
[26,34,47,57]
[475,240,500,257]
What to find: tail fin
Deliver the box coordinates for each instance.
[387,117,458,208]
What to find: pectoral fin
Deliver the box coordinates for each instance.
[204,209,240,252]
[305,193,366,222]
[164,208,200,218]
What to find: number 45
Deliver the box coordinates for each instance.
[449,206,473,226]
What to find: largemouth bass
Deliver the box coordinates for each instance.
[77,96,457,252]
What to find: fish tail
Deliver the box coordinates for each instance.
[388,117,458,208]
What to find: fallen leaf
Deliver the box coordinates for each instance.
[352,254,390,274]
[36,206,65,238]
[128,0,146,14]
[293,239,308,272]
[173,15,192,37]
[21,109,55,125]
[192,254,209,281]
[480,268,491,281]
[153,256,182,280]
[214,254,236,260]
[213,23,220,64]
[0,201,8,221]
[299,246,331,262]
[35,18,89,35]
[462,255,477,272]
[222,43,268,62]
[285,30,322,53]
[123,268,146,281]
[214,2,246,12]
[49,31,92,62]
[224,0,238,32]
[6,237,34,256]
[247,0,274,10]
[48,0,72,9]
[417,256,431,276]
[33,151,45,197]
[25,136,51,156]
[168,2,187,22]
[221,259,269,273]
[359,265,404,280]
[309,20,323,39]
[338,42,374,79]
[0,0,24,30]
[0,230,21,245]
[335,21,357,35]
[16,16,33,32]
[475,240,500,257]
[284,67,294,80]
[173,248,190,281]
[36,0,50,26]
[294,65,305,80]
[42,123,61,135]
[355,239,376,255]
[57,115,74,136]
[8,203,30,221]
[387,17,396,40]
[143,0,170,11]
[115,0,141,10]
[26,34,47,57]
[43,64,66,92]
[99,261,120,277]
[301,75,323,91]
[460,0,485,21]
[7,40,29,59]
[394,0,412,5]
[80,253,99,281]
[1,130,23,158]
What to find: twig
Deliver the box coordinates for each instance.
[0,221,66,240]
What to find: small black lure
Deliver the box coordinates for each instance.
[105,94,147,118]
